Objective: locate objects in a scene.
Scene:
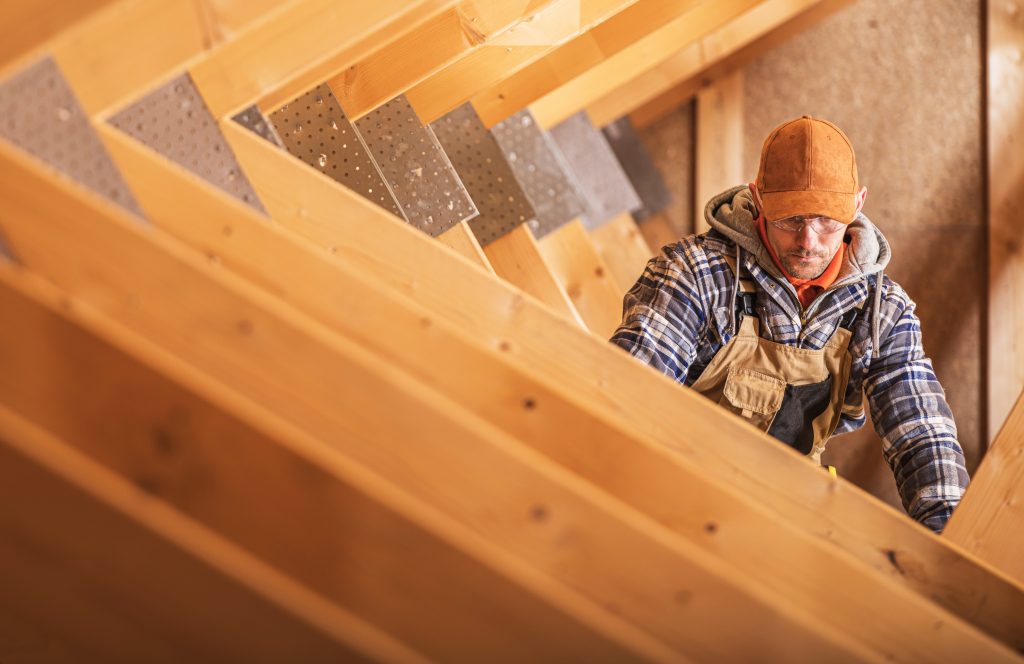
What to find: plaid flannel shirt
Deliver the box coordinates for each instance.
[611,229,969,532]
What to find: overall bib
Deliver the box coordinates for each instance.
[689,259,861,464]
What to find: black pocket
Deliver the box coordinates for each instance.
[767,376,833,455]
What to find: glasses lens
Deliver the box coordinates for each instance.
[770,216,844,234]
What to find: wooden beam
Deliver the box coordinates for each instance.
[0,393,405,662]
[694,69,744,233]
[438,221,496,273]
[590,212,657,294]
[600,0,854,129]
[987,0,1024,441]
[70,118,1024,663]
[7,131,895,664]
[529,0,762,129]
[471,0,709,127]
[406,0,639,124]
[222,120,1024,652]
[482,224,588,328]
[0,0,116,71]
[537,219,625,338]
[328,0,555,120]
[0,266,663,663]
[179,0,461,119]
[945,392,1024,584]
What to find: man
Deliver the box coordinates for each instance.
[611,116,968,532]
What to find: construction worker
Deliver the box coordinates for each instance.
[611,116,968,533]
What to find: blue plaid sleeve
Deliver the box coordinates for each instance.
[610,252,708,384]
[865,282,970,533]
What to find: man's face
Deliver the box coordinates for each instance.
[764,216,846,279]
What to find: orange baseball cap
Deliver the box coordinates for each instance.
[755,115,859,224]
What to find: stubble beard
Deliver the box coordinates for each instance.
[781,251,830,280]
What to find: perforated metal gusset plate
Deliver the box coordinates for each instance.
[269,84,402,218]
[491,109,585,239]
[0,57,143,218]
[602,117,672,222]
[548,112,642,230]
[354,95,477,237]
[429,103,535,246]
[233,104,284,148]
[108,73,265,214]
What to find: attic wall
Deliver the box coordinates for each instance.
[641,0,984,508]
[638,100,696,238]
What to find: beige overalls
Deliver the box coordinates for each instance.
[689,257,862,464]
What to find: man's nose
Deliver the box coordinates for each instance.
[796,225,816,247]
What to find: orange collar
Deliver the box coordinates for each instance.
[755,214,845,308]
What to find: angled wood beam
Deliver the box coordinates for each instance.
[328,0,557,120]
[987,0,1024,441]
[529,0,762,129]
[590,211,657,294]
[223,120,1024,652]
[438,221,497,273]
[3,134,892,664]
[945,391,1024,585]
[597,0,854,129]
[406,0,640,124]
[90,118,1024,662]
[0,266,659,663]
[0,395,404,662]
[471,0,709,127]
[482,224,589,328]
[538,219,625,337]
[0,0,116,70]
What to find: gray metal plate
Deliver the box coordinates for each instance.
[429,103,535,246]
[602,116,672,221]
[0,56,143,218]
[108,73,265,214]
[269,84,402,218]
[491,109,585,239]
[548,112,642,230]
[233,104,284,148]
[354,95,477,237]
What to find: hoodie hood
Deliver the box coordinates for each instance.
[704,185,891,357]
[704,185,890,284]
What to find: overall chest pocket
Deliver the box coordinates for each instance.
[720,366,786,432]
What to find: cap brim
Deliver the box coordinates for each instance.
[761,190,856,225]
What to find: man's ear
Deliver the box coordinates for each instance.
[854,186,868,215]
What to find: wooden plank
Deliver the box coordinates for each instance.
[0,267,657,663]
[407,0,639,123]
[602,0,853,129]
[49,0,210,116]
[0,396,401,663]
[945,392,1024,584]
[7,132,887,664]
[694,69,744,233]
[471,0,708,127]
[222,120,1024,652]
[590,212,657,294]
[482,224,589,329]
[438,221,497,274]
[987,0,1024,442]
[80,121,1024,663]
[0,0,116,71]
[329,0,553,120]
[529,0,762,129]
[538,219,625,338]
[188,0,459,119]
